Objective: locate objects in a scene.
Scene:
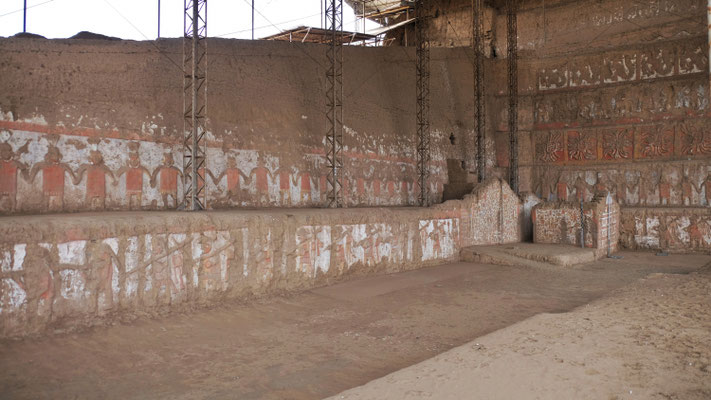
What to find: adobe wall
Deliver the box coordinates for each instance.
[620,207,711,252]
[482,0,711,251]
[0,178,522,338]
[0,38,494,214]
[413,0,710,252]
[533,195,620,254]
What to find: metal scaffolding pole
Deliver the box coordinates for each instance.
[416,0,431,207]
[473,0,485,182]
[182,0,208,211]
[507,0,518,194]
[325,0,344,208]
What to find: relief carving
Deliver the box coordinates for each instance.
[115,142,150,210]
[568,60,602,88]
[536,131,564,163]
[534,82,707,125]
[74,150,115,210]
[0,142,26,212]
[537,40,705,92]
[150,152,182,210]
[639,125,673,158]
[29,145,75,212]
[602,128,634,160]
[678,43,707,75]
[538,64,569,90]
[679,121,711,155]
[604,53,637,83]
[567,130,596,161]
[640,47,675,79]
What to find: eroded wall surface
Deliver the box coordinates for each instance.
[482,0,711,251]
[533,196,620,254]
[0,179,522,338]
[0,39,489,214]
[620,207,711,252]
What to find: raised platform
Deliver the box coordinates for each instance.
[0,179,524,338]
[461,243,603,268]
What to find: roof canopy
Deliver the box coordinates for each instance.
[262,26,376,44]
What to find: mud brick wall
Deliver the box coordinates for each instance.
[0,38,494,214]
[620,207,711,252]
[598,198,621,252]
[456,178,523,245]
[0,179,522,338]
[533,196,620,253]
[481,0,710,252]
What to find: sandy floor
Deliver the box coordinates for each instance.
[0,252,709,399]
[330,263,711,400]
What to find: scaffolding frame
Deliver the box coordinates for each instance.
[325,0,345,208]
[507,0,518,194]
[473,0,485,182]
[416,0,431,207]
[182,0,208,210]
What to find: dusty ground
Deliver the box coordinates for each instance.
[330,263,711,400]
[0,251,709,399]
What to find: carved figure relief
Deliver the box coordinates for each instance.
[640,125,673,158]
[74,150,115,210]
[0,142,26,212]
[603,53,637,83]
[679,121,711,155]
[150,153,182,210]
[210,156,250,205]
[681,174,694,206]
[678,44,707,74]
[534,82,707,125]
[299,172,311,203]
[574,176,591,201]
[250,165,270,205]
[115,142,150,210]
[538,41,706,92]
[536,131,564,163]
[29,146,75,212]
[567,130,596,161]
[602,128,634,160]
[640,47,674,79]
[569,61,602,88]
[593,172,610,196]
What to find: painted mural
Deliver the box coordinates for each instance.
[0,178,523,338]
[0,124,454,213]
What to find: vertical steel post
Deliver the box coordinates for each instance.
[580,199,585,248]
[325,0,344,208]
[416,0,431,207]
[23,0,27,33]
[252,0,255,40]
[473,0,485,182]
[158,0,161,38]
[362,1,366,34]
[183,0,208,211]
[507,0,518,194]
[607,200,611,256]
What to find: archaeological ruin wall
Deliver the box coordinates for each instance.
[0,178,522,338]
[0,38,490,214]
[533,195,620,256]
[486,0,711,252]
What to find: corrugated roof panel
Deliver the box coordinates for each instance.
[345,0,408,16]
